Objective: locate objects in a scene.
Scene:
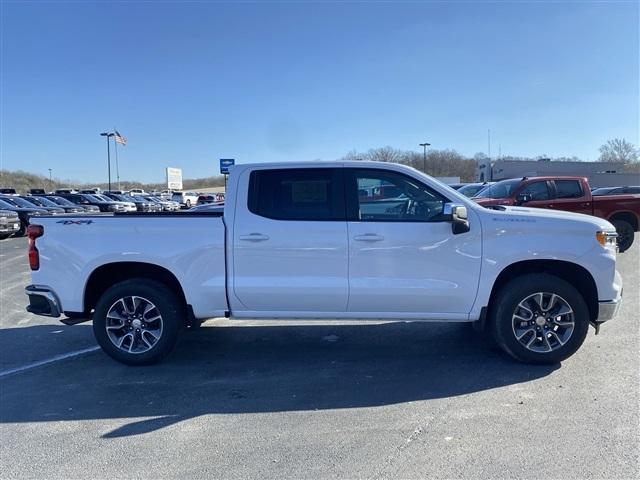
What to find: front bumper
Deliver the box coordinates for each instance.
[25,285,61,317]
[596,270,623,323]
[597,297,622,322]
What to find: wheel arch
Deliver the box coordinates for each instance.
[488,259,598,323]
[84,261,188,315]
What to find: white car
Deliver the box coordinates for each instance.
[171,191,199,208]
[25,161,622,366]
[143,196,180,211]
[94,194,136,212]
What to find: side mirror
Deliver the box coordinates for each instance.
[516,193,532,205]
[444,203,470,234]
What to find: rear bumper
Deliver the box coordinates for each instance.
[25,285,61,317]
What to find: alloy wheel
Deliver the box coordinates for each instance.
[511,292,575,353]
[105,296,163,354]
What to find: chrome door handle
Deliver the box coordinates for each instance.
[353,234,384,242]
[239,233,270,241]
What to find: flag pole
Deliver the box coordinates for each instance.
[113,126,120,190]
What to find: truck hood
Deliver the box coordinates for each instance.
[481,205,615,231]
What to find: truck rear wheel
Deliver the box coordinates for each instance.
[611,220,634,253]
[93,279,183,365]
[490,274,589,364]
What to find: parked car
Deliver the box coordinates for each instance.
[104,193,159,212]
[0,195,65,216]
[128,188,147,196]
[171,191,199,208]
[457,182,495,198]
[473,176,640,252]
[56,193,125,213]
[26,161,622,367]
[151,190,173,200]
[143,196,180,211]
[55,188,78,194]
[92,194,136,212]
[196,194,217,205]
[187,203,224,213]
[40,195,101,213]
[0,188,18,195]
[0,209,21,239]
[79,188,102,194]
[0,198,47,236]
[591,186,640,196]
[21,195,86,214]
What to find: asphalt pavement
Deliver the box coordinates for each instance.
[0,236,638,479]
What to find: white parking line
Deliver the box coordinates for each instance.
[0,346,100,379]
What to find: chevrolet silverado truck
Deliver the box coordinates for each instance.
[25,162,622,365]
[473,176,640,252]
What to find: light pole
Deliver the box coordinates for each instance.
[48,168,52,191]
[419,142,431,173]
[100,132,115,191]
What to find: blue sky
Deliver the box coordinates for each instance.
[1,1,638,183]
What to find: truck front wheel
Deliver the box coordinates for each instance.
[93,279,183,365]
[490,274,589,364]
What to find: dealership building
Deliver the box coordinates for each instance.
[476,159,640,188]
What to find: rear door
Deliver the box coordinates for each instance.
[232,167,349,313]
[345,168,481,316]
[549,179,592,214]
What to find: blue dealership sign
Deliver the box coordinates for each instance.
[220,158,235,174]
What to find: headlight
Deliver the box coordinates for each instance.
[596,231,618,251]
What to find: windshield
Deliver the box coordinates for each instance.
[20,196,43,206]
[458,184,488,198]
[27,196,58,207]
[86,194,107,203]
[1,196,36,208]
[591,187,617,196]
[47,196,75,206]
[0,198,19,209]
[475,179,522,199]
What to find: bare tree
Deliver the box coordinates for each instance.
[599,138,639,164]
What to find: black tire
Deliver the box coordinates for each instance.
[611,219,634,253]
[16,220,27,237]
[490,274,589,364]
[93,279,184,365]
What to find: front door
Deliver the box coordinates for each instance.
[232,167,349,313]
[516,180,555,209]
[345,168,481,316]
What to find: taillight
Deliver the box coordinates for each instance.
[27,224,44,271]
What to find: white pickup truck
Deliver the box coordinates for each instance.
[25,161,623,365]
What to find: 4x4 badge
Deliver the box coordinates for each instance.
[56,220,94,225]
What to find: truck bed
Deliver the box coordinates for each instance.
[30,214,228,319]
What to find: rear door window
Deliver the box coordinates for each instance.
[248,168,344,221]
[555,180,584,199]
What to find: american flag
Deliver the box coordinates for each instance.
[114,130,127,146]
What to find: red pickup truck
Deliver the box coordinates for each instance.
[473,176,640,252]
